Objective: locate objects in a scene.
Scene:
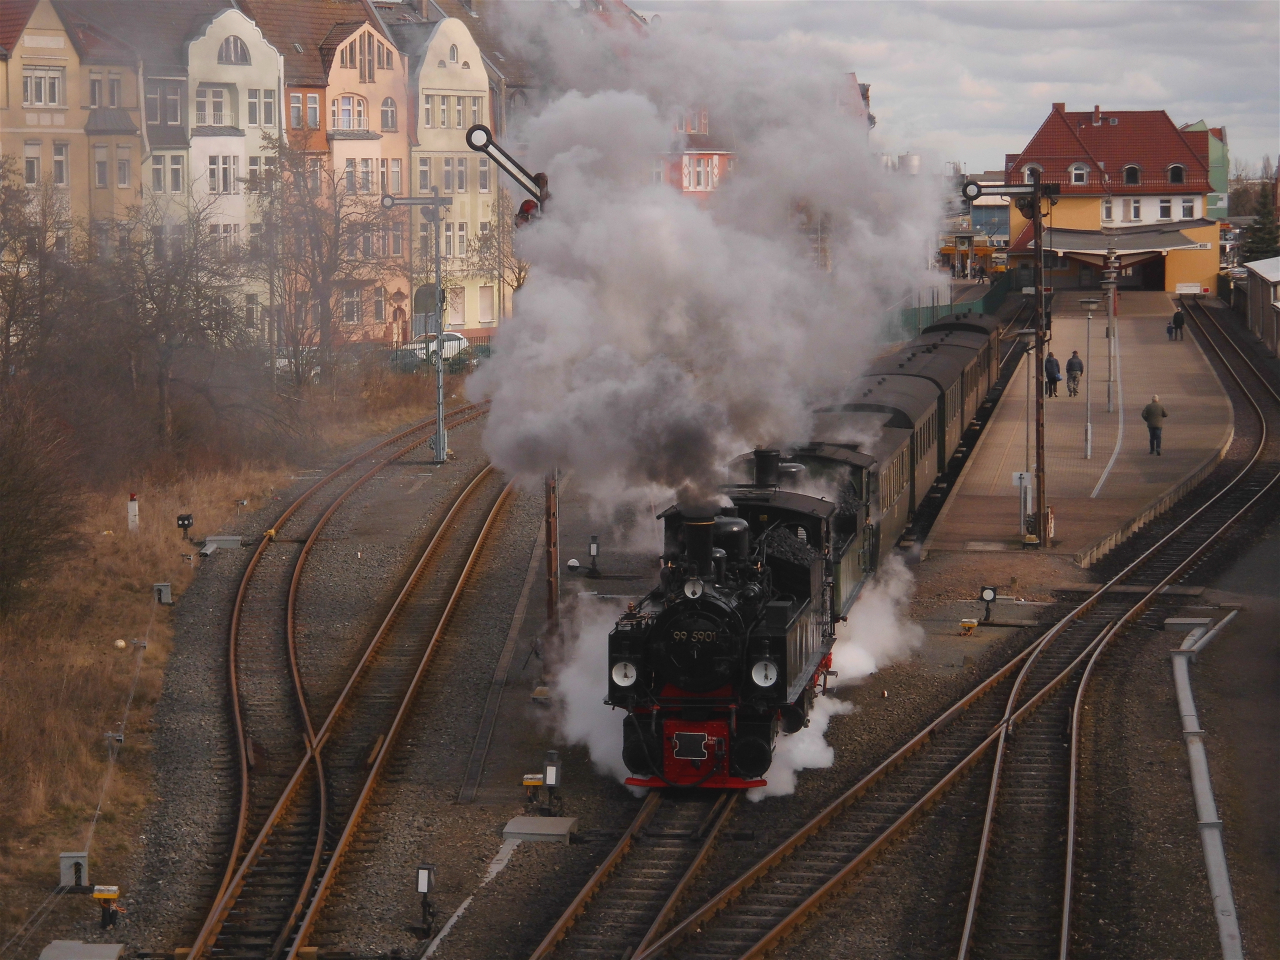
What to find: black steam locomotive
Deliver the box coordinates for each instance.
[607,309,1009,788]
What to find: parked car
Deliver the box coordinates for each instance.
[400,332,470,361]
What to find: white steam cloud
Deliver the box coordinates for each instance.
[471,9,942,510]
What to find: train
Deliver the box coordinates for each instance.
[605,309,1011,789]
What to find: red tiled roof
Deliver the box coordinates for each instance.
[238,0,382,87]
[1007,105,1212,195]
[0,0,40,58]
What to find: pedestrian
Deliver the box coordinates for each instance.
[951,261,957,279]
[1142,394,1168,455]
[1173,307,1186,340]
[1044,351,1062,397]
[1066,350,1084,397]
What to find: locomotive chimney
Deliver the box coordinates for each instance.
[683,517,716,578]
[753,448,781,486]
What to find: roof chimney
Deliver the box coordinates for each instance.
[1052,102,1066,114]
[1093,104,1101,126]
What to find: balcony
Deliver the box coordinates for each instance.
[195,111,226,126]
[331,116,369,130]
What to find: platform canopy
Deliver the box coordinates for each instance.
[1011,220,1216,268]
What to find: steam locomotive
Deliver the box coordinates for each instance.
[606,309,1009,788]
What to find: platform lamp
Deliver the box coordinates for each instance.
[413,864,437,939]
[980,585,997,622]
[177,514,194,541]
[1079,297,1102,460]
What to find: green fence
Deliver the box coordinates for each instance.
[893,273,1013,339]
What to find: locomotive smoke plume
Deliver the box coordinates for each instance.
[471,8,943,513]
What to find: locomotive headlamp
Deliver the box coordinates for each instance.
[611,661,638,687]
[683,579,704,599]
[751,660,778,687]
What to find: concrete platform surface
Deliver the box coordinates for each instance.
[503,816,578,844]
[924,290,1233,565]
[39,944,124,960]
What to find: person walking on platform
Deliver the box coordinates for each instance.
[1173,307,1187,340]
[1066,350,1084,397]
[1044,352,1062,397]
[1142,395,1168,455]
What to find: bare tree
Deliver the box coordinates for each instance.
[465,187,529,310]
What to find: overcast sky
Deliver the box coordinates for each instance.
[629,1,1280,177]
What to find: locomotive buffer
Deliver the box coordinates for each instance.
[962,173,1060,546]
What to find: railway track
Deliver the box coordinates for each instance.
[184,403,496,960]
[621,299,1279,960]
[530,791,738,960]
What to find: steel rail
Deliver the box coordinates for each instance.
[286,477,516,958]
[528,792,664,960]
[640,300,1280,960]
[191,463,497,959]
[192,401,488,960]
[958,295,1280,959]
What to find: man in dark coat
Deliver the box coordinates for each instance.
[1172,308,1186,340]
[1066,350,1084,396]
[1044,352,1062,397]
[1142,394,1168,455]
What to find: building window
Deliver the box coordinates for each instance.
[471,96,480,125]
[361,227,373,258]
[170,155,184,192]
[95,146,109,188]
[1101,198,1113,222]
[53,143,67,186]
[420,221,430,257]
[439,95,449,128]
[249,223,263,256]
[307,94,320,128]
[448,287,464,327]
[422,93,432,128]
[332,96,367,130]
[1123,165,1140,186]
[1071,164,1087,185]
[249,156,262,192]
[419,156,431,191]
[197,87,227,126]
[308,157,321,190]
[246,293,260,326]
[360,158,372,193]
[1130,198,1141,220]
[695,157,707,188]
[208,155,238,194]
[218,36,251,64]
[209,223,237,256]
[479,285,494,324]
[262,89,275,126]
[109,76,120,108]
[1169,164,1185,185]
[374,286,386,322]
[344,159,356,193]
[1159,198,1172,220]
[455,96,463,128]
[443,157,454,192]
[391,158,401,194]
[478,157,489,192]
[449,43,458,63]
[248,90,260,125]
[23,67,63,107]
[457,221,467,258]
[342,288,361,324]
[152,155,165,191]
[90,77,102,107]
[391,227,402,256]
[653,159,665,185]
[381,97,396,131]
[456,158,466,192]
[379,158,388,194]
[1182,198,1195,219]
[1022,164,1041,184]
[24,142,40,185]
[445,221,453,257]
[291,93,303,128]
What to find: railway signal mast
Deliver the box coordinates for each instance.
[463,124,562,630]
[962,173,1061,546]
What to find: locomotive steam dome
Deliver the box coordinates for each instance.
[648,594,744,694]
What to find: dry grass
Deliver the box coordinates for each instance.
[0,372,478,941]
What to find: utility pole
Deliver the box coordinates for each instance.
[1101,240,1119,413]
[463,123,559,630]
[382,189,453,464]
[962,173,1060,547]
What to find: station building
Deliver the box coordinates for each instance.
[1005,103,1221,296]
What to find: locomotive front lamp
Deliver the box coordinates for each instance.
[177,514,194,541]
[611,661,638,686]
[683,579,705,599]
[980,585,997,622]
[751,660,778,688]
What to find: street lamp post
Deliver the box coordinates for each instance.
[1079,297,1101,460]
[382,190,452,465]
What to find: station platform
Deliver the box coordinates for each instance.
[922,290,1234,567]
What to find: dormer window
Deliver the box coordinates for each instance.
[1070,164,1088,185]
[218,36,251,64]
[449,44,458,63]
[1168,164,1185,185]
[1022,164,1042,185]
[1123,165,1140,186]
